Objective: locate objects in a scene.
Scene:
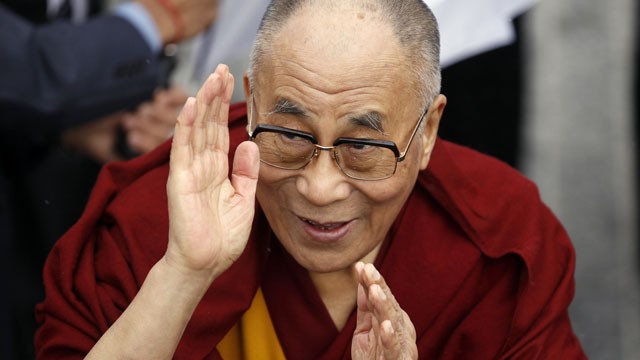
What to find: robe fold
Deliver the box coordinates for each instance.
[35,102,586,359]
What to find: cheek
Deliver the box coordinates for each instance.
[256,165,294,190]
[359,173,416,214]
[359,158,421,213]
[255,166,299,211]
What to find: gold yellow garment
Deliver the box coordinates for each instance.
[217,288,286,359]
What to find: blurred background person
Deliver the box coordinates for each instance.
[0,0,218,358]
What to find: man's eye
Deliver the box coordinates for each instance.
[348,143,374,152]
[283,133,300,139]
[279,132,308,143]
[351,144,373,150]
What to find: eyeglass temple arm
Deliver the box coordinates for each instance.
[247,93,256,136]
[397,107,429,162]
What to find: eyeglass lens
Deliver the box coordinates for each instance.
[252,131,398,180]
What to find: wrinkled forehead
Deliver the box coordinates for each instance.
[252,4,421,116]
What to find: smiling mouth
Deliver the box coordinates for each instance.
[298,217,353,243]
[300,218,347,231]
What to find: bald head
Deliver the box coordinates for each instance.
[248,0,441,107]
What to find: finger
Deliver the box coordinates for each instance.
[206,67,233,150]
[359,263,399,315]
[366,284,405,359]
[230,141,259,200]
[127,130,164,154]
[362,266,417,359]
[371,314,381,346]
[206,77,225,147]
[217,72,234,154]
[138,103,153,118]
[368,283,400,335]
[122,112,151,133]
[354,262,373,308]
[354,283,373,334]
[359,264,406,333]
[171,97,197,166]
[133,110,175,139]
[361,263,384,288]
[379,319,402,359]
[163,86,190,106]
[193,71,223,152]
[100,149,125,164]
[121,113,138,131]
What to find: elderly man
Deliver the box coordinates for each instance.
[35,0,586,359]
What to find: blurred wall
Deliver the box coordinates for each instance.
[522,0,639,359]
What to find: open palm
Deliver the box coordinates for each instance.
[165,64,259,278]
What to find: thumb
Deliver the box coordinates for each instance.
[231,141,260,199]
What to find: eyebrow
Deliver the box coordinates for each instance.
[267,98,307,116]
[349,112,385,133]
[266,98,386,134]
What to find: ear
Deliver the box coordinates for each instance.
[419,94,446,170]
[243,72,251,99]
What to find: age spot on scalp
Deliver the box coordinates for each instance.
[357,12,365,20]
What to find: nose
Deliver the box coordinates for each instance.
[295,148,351,206]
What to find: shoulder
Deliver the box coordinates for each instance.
[419,138,574,280]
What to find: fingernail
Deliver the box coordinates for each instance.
[355,262,364,273]
[216,63,228,75]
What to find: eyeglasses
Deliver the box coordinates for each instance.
[247,95,429,181]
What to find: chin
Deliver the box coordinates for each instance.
[287,247,360,274]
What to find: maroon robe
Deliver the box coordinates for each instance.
[35,102,586,359]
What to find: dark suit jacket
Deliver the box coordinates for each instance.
[0,6,164,358]
[0,4,161,146]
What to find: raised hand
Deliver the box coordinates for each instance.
[60,111,124,164]
[352,262,418,360]
[165,64,260,279]
[122,86,188,154]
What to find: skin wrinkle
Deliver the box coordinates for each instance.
[270,55,401,96]
[350,112,385,134]
[268,98,307,116]
[249,0,441,111]
[261,64,408,133]
[266,96,386,134]
[251,6,435,276]
[259,92,398,142]
[243,1,446,336]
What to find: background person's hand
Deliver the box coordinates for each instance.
[137,0,219,44]
[61,112,124,163]
[164,64,260,280]
[352,262,418,360]
[122,86,188,154]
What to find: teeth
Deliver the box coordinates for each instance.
[302,218,343,231]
